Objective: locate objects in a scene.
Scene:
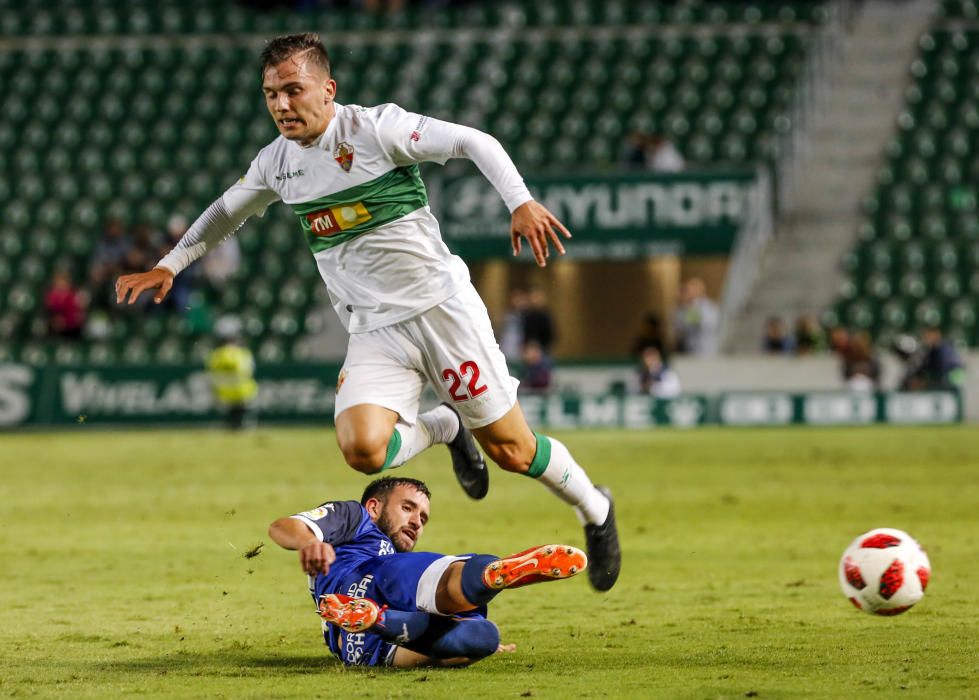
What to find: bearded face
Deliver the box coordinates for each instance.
[369,485,429,553]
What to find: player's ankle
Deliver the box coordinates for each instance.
[460,554,502,606]
[420,404,460,444]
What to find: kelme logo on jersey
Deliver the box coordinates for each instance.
[307,202,372,237]
[334,142,355,172]
[275,169,305,181]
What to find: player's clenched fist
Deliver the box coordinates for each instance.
[299,540,336,576]
[510,200,572,268]
[115,267,175,305]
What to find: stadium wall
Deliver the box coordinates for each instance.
[555,352,978,420]
[0,358,967,429]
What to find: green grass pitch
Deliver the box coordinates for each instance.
[1,425,977,698]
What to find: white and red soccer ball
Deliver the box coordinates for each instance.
[839,528,931,616]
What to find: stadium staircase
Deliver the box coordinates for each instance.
[823,0,979,349]
[728,0,936,352]
[0,0,837,366]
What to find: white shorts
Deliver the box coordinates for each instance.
[334,283,520,429]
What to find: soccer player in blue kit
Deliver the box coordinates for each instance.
[269,476,586,668]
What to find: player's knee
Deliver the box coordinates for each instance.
[462,620,500,660]
[483,441,532,474]
[337,435,388,474]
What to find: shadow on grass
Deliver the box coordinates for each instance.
[95,651,430,677]
[96,652,346,676]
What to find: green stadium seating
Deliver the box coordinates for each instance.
[834,24,979,346]
[0,0,829,363]
[0,0,835,36]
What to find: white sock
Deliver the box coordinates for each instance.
[533,436,610,526]
[383,407,460,470]
[418,404,461,445]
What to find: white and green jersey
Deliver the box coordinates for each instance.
[157,103,533,333]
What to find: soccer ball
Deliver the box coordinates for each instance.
[839,528,931,616]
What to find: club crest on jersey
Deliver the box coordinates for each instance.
[334,142,355,172]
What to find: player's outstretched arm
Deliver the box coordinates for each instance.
[115,267,174,305]
[269,517,336,576]
[510,200,572,268]
[114,180,277,308]
[373,108,568,265]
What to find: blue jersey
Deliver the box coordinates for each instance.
[291,499,401,666]
[290,499,396,595]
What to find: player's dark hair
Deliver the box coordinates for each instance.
[260,33,331,76]
[361,477,431,506]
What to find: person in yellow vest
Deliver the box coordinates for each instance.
[207,323,258,430]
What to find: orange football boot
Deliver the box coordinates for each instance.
[318,593,383,632]
[482,544,587,590]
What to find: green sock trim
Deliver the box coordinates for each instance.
[527,433,551,478]
[382,429,402,470]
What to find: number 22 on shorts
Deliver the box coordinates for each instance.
[441,361,488,402]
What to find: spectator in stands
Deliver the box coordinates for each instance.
[673,277,719,356]
[360,0,407,14]
[88,218,132,310]
[201,223,242,292]
[631,312,669,361]
[111,223,166,313]
[762,315,794,354]
[622,133,648,169]
[840,331,880,392]
[498,288,528,364]
[899,326,965,391]
[623,133,685,172]
[637,347,681,398]
[130,224,164,272]
[794,314,827,355]
[523,288,555,356]
[518,341,553,393]
[827,325,849,354]
[158,215,199,312]
[44,269,86,340]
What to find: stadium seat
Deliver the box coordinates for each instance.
[880,299,910,332]
[53,343,84,366]
[155,338,186,364]
[864,273,892,300]
[899,272,928,300]
[913,298,944,327]
[19,343,50,365]
[845,300,874,330]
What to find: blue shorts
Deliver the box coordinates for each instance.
[316,552,487,667]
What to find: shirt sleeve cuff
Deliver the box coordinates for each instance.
[505,190,535,214]
[154,260,179,276]
[290,515,324,541]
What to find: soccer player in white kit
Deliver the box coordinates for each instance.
[116,33,620,591]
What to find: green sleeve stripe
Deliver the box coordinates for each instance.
[382,429,403,471]
[292,165,424,211]
[527,432,552,478]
